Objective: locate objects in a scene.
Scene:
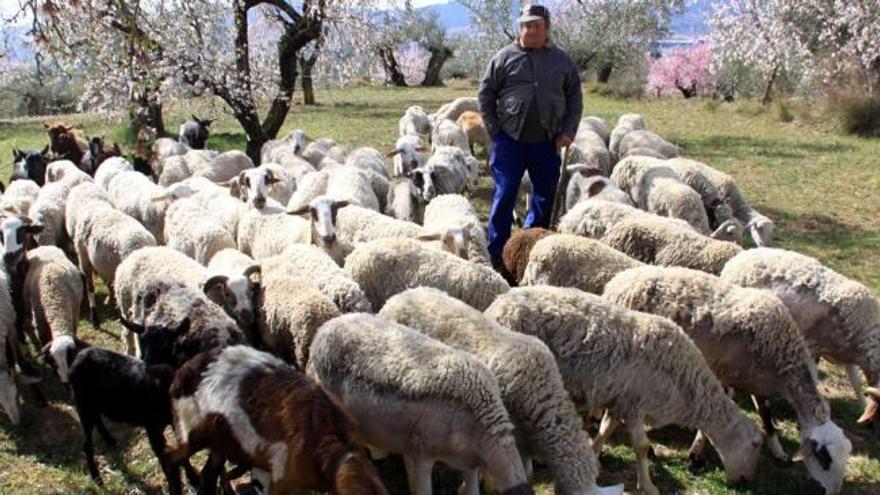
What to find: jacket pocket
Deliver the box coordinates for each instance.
[502,96,524,117]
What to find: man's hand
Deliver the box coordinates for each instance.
[556,133,573,150]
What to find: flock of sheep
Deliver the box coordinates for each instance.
[0,94,875,495]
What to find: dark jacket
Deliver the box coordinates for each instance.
[478,41,582,142]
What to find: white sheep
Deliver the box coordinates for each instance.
[608,113,646,163]
[666,157,738,235]
[521,234,643,294]
[286,170,329,211]
[163,197,236,265]
[228,164,296,209]
[0,179,40,216]
[720,247,880,419]
[45,159,90,184]
[604,265,852,494]
[236,204,310,260]
[618,130,680,160]
[156,155,192,187]
[152,137,190,163]
[431,118,470,154]
[29,170,91,249]
[324,165,381,211]
[421,194,490,264]
[260,128,307,164]
[600,216,743,275]
[108,171,169,243]
[193,150,253,183]
[486,286,763,495]
[431,96,479,124]
[379,288,621,495]
[568,129,610,176]
[581,116,610,145]
[344,238,509,311]
[345,147,391,179]
[411,147,471,202]
[94,156,134,191]
[387,134,429,177]
[610,155,711,233]
[564,166,632,212]
[399,105,433,138]
[301,139,334,167]
[558,198,689,239]
[306,312,530,495]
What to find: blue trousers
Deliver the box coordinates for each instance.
[487,131,560,262]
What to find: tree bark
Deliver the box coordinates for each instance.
[597,63,613,83]
[378,46,407,87]
[299,52,318,105]
[762,64,779,105]
[421,45,453,87]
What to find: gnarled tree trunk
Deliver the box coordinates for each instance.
[421,45,453,87]
[299,52,318,105]
[378,46,407,87]
[597,63,613,84]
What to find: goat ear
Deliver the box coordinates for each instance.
[244,265,262,286]
[112,143,122,154]
[416,232,442,241]
[287,205,310,216]
[386,149,402,158]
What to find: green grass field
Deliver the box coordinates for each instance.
[1,84,879,494]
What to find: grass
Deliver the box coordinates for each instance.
[1,84,880,494]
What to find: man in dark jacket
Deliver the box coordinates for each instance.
[478,4,582,266]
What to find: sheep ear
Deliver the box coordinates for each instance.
[333,200,349,211]
[287,206,310,216]
[415,146,429,153]
[244,265,262,286]
[386,149,402,158]
[191,114,199,122]
[264,169,279,185]
[567,164,585,174]
[587,180,607,197]
[416,232,442,241]
[202,275,229,298]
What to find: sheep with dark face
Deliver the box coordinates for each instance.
[178,115,213,149]
[10,147,50,186]
[83,137,122,176]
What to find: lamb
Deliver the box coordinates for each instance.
[163,198,236,265]
[486,286,763,495]
[307,313,530,495]
[608,113,646,163]
[399,105,433,138]
[68,186,157,325]
[168,345,387,495]
[568,129,611,176]
[580,116,610,145]
[0,179,39,216]
[521,234,643,294]
[666,157,738,234]
[3,238,83,384]
[501,228,554,285]
[456,111,490,156]
[94,156,134,191]
[603,265,852,494]
[68,345,191,493]
[610,155,711,233]
[431,96,479,124]
[178,115,213,149]
[421,193,490,264]
[108,171,169,243]
[720,247,880,421]
[618,130,680,160]
[600,216,743,274]
[261,245,372,314]
[344,238,509,311]
[0,264,20,425]
[431,118,470,153]
[565,165,632,212]
[379,288,621,495]
[387,134,429,177]
[236,204,310,260]
[385,177,425,224]
[194,150,253,183]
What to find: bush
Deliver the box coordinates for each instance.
[775,100,795,123]
[838,96,880,137]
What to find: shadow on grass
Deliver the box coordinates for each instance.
[759,205,879,254]
[676,135,856,161]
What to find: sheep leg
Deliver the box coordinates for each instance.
[77,250,100,328]
[146,424,183,495]
[403,454,434,495]
[593,410,620,453]
[686,430,709,474]
[627,419,659,495]
[846,365,868,410]
[198,451,226,495]
[79,412,104,486]
[752,395,787,461]
[458,469,479,495]
[95,417,117,449]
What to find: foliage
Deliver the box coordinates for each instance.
[0,59,79,117]
[646,43,712,98]
[836,96,880,137]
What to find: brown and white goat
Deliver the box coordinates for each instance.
[167,345,387,495]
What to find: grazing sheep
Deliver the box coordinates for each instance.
[666,157,738,234]
[456,111,490,156]
[610,155,711,233]
[521,234,643,294]
[421,194,490,264]
[168,345,387,495]
[345,147,390,179]
[385,177,426,224]
[307,313,530,495]
[178,115,213,149]
[262,245,372,314]
[565,165,632,211]
[194,150,253,184]
[236,205,310,260]
[387,134,429,177]
[568,129,611,176]
[333,203,425,245]
[558,198,686,239]
[399,105,433,138]
[261,128,308,163]
[431,118,470,154]
[108,171,169,243]
[601,216,743,274]
[324,165,381,211]
[0,179,40,217]
[618,130,680,160]
[486,286,763,495]
[580,116,610,145]
[608,113,646,163]
[163,198,236,265]
[379,288,621,495]
[604,266,852,494]
[68,346,189,493]
[501,228,554,285]
[344,238,509,311]
[720,247,880,421]
[431,96,479,124]
[0,263,21,425]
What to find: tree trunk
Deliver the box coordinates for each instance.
[378,46,407,87]
[762,64,779,105]
[421,45,453,87]
[299,53,317,105]
[597,63,613,83]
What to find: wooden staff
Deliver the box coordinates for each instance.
[549,145,571,229]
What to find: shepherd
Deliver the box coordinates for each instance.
[478,3,582,269]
